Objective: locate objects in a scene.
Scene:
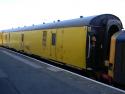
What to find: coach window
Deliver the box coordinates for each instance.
[42,31,47,46]
[52,33,56,45]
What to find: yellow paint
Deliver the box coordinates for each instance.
[23,31,42,54]
[56,28,63,62]
[23,31,32,53]
[2,32,5,46]
[0,32,3,45]
[41,29,51,58]
[50,29,56,60]
[23,30,51,58]
[2,26,87,70]
[108,36,116,77]
[9,32,21,50]
[20,32,24,51]
[2,32,9,47]
[31,27,87,69]
[108,31,122,78]
[62,27,87,69]
[22,26,87,69]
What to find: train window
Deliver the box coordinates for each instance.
[52,33,56,45]
[42,31,47,46]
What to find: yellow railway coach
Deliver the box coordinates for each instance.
[1,14,124,84]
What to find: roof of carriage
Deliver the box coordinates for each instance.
[1,14,123,32]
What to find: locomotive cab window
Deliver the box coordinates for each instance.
[52,33,56,45]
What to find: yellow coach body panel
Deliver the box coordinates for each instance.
[7,33,10,47]
[0,32,3,45]
[62,26,87,69]
[9,32,21,50]
[2,33,6,46]
[30,30,42,56]
[41,29,51,59]
[56,28,63,62]
[50,29,56,60]
[23,30,51,59]
[23,31,34,54]
[2,32,9,47]
[13,26,87,70]
[23,30,42,56]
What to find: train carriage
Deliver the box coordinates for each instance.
[1,14,124,85]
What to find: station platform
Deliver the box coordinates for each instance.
[0,47,125,94]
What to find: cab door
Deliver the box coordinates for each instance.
[50,29,56,60]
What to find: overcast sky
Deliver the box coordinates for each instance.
[0,0,124,30]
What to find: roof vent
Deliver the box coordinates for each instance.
[53,21,56,23]
[80,16,83,18]
[43,22,45,24]
[32,24,35,26]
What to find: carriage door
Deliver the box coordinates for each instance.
[50,29,56,59]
